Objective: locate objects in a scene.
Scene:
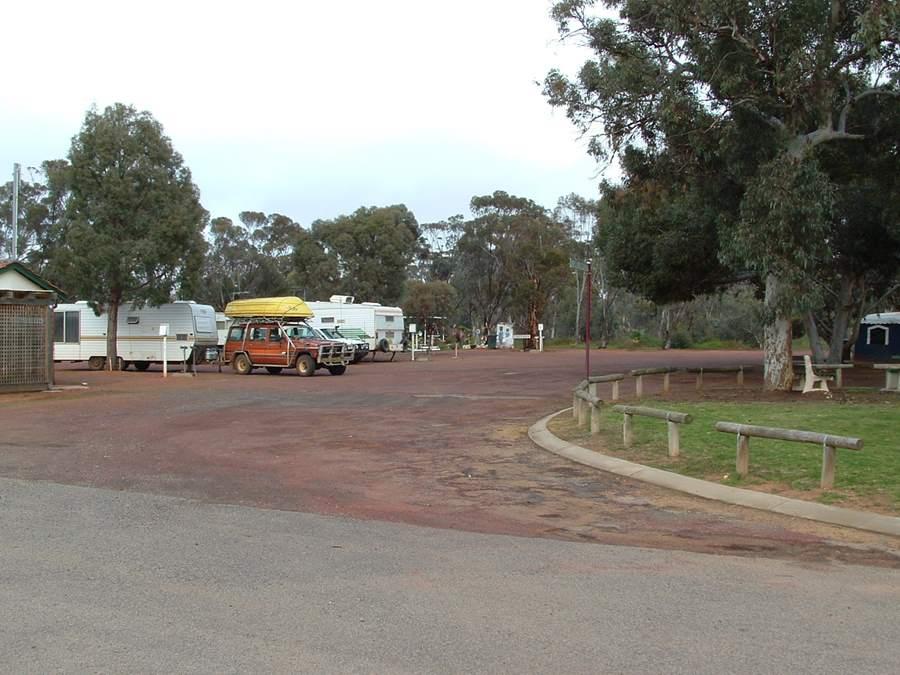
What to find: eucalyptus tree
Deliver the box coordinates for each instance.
[311,204,421,304]
[54,103,207,367]
[545,0,899,389]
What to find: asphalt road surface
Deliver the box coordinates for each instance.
[2,477,898,674]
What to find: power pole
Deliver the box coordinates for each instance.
[585,259,592,378]
[11,163,20,260]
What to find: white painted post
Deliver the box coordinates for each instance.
[667,420,680,457]
[159,324,169,378]
[736,434,749,476]
[538,323,544,352]
[737,367,744,386]
[821,444,836,489]
[635,375,643,399]
[663,372,671,393]
[623,413,633,447]
[573,393,579,420]
[577,398,588,427]
[409,323,417,362]
[611,381,619,401]
[588,382,598,399]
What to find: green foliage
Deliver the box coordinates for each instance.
[454,191,572,338]
[312,204,421,304]
[402,280,458,328]
[727,156,833,293]
[545,0,900,388]
[54,103,206,309]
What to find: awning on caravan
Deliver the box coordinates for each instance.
[224,296,314,319]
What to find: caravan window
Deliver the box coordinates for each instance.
[321,317,335,324]
[127,316,140,325]
[228,326,244,341]
[384,315,395,323]
[54,311,80,343]
[868,325,889,346]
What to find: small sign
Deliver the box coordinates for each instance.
[408,323,417,333]
[569,258,588,272]
[159,324,169,337]
[538,323,544,331]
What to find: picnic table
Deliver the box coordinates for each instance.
[873,363,900,392]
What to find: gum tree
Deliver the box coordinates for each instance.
[57,103,206,368]
[545,0,899,389]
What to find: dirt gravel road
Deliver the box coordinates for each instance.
[2,348,897,566]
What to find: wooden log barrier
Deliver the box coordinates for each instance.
[572,379,588,420]
[714,421,863,489]
[575,390,603,435]
[685,366,751,391]
[612,404,693,457]
[629,367,678,398]
[588,373,626,401]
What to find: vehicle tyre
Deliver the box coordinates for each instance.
[296,354,316,377]
[134,362,150,372]
[88,356,106,371]
[233,353,253,375]
[327,365,347,376]
[376,338,389,352]
[265,367,283,375]
[122,361,131,371]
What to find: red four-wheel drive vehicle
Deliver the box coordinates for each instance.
[223,319,353,376]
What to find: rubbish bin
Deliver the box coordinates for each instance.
[486,334,497,349]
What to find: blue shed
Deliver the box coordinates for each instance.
[854,312,900,362]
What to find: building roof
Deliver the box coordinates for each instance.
[862,312,900,325]
[0,261,67,299]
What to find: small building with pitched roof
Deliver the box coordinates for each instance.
[0,261,66,392]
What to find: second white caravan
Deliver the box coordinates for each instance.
[54,301,219,370]
[306,296,405,352]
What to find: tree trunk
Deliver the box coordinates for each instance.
[803,311,826,362]
[827,274,859,363]
[106,290,122,370]
[763,275,793,390]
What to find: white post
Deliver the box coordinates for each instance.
[538,323,544,352]
[160,324,169,378]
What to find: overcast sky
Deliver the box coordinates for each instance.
[2,0,605,227]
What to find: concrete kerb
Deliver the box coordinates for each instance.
[528,408,900,538]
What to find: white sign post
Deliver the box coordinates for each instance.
[159,324,169,377]
[538,323,544,352]
[408,323,417,362]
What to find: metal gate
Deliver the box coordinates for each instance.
[0,303,49,389]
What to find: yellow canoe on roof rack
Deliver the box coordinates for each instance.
[224,296,314,319]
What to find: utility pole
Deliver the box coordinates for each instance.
[11,163,20,260]
[585,259,592,378]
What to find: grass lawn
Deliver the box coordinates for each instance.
[550,398,900,514]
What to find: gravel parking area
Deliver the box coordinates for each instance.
[2,348,897,566]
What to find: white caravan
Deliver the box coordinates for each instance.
[53,301,219,370]
[306,295,405,352]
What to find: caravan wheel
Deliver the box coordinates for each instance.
[134,362,150,372]
[88,356,105,371]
